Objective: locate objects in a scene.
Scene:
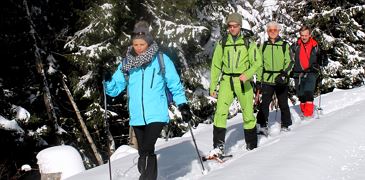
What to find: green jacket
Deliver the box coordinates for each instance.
[210,34,262,94]
[257,38,293,85]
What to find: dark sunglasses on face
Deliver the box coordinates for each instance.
[228,24,240,29]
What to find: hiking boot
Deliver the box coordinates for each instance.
[246,143,257,151]
[244,127,258,151]
[281,126,291,132]
[257,126,269,137]
[302,116,313,120]
[208,146,224,158]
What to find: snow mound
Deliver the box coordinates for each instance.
[110,145,138,161]
[37,145,85,180]
[0,115,24,133]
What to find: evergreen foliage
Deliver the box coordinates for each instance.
[0,0,364,178]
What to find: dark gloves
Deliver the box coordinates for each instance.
[275,70,289,85]
[178,103,192,123]
[104,71,112,82]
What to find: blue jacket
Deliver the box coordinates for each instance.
[105,53,187,126]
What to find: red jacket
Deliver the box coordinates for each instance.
[292,38,319,74]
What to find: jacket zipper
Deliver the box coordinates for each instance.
[235,50,241,69]
[271,44,274,82]
[150,68,155,88]
[227,50,231,69]
[142,69,147,125]
[254,48,257,62]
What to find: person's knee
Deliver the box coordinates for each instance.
[303,91,314,101]
[140,148,155,156]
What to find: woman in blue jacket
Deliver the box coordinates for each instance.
[105,21,192,180]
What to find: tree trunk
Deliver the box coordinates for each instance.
[23,0,58,136]
[60,75,104,165]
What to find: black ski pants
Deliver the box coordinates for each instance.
[257,84,292,128]
[133,122,165,180]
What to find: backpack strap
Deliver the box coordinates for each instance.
[221,34,250,52]
[282,41,288,55]
[243,37,250,51]
[221,35,228,53]
[156,51,173,105]
[157,51,165,77]
[122,57,129,83]
[262,41,287,55]
[262,41,268,55]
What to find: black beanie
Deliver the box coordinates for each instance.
[132,21,154,45]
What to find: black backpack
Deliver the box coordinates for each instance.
[220,28,254,52]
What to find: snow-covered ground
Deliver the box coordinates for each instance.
[63,86,365,180]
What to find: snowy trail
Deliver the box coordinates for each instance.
[201,98,365,180]
[66,86,365,180]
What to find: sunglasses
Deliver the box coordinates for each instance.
[228,24,240,29]
[268,29,278,33]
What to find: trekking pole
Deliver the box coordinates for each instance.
[316,68,323,119]
[317,91,322,111]
[317,67,323,111]
[188,123,207,175]
[102,80,113,180]
[273,94,279,122]
[164,124,170,141]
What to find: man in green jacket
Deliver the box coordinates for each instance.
[256,21,294,136]
[209,12,262,157]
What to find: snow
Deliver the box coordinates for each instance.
[12,105,31,123]
[37,145,85,180]
[262,0,278,18]
[110,145,138,161]
[356,30,365,39]
[47,54,57,75]
[76,71,93,98]
[0,115,24,133]
[236,6,256,25]
[323,33,336,43]
[21,164,32,172]
[62,86,365,180]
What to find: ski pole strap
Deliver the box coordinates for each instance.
[240,81,245,94]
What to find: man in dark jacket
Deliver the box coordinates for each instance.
[292,25,322,119]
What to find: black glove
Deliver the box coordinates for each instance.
[275,70,289,85]
[178,103,192,123]
[104,71,112,82]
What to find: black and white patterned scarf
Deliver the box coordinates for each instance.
[122,42,159,72]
